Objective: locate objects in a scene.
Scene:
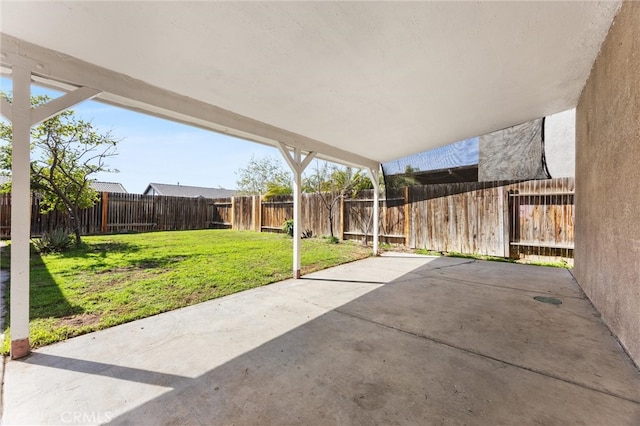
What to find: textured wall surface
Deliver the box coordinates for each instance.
[575,1,640,366]
[545,109,575,178]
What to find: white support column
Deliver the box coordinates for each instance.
[3,69,102,359]
[277,143,316,278]
[9,67,32,359]
[368,167,381,256]
[292,149,302,278]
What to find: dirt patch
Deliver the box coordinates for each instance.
[57,312,102,328]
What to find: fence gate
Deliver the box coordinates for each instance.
[508,188,575,259]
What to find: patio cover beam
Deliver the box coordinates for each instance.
[1,66,101,359]
[1,34,379,171]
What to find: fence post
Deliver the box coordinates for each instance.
[257,195,262,232]
[404,186,410,248]
[252,195,261,232]
[251,196,255,231]
[230,196,235,230]
[497,187,505,257]
[339,196,345,240]
[101,192,109,234]
[501,186,512,258]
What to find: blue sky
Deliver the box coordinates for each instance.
[0,77,288,194]
[382,137,478,175]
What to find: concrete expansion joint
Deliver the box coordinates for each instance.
[334,308,640,406]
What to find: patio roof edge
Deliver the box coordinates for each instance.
[0,33,379,170]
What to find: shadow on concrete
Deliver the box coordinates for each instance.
[8,256,640,425]
[22,353,190,386]
[103,258,640,424]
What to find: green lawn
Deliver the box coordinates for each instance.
[0,230,372,353]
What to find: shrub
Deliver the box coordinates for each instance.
[327,236,339,244]
[282,219,294,238]
[33,229,74,253]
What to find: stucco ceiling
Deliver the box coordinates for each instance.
[0,1,620,167]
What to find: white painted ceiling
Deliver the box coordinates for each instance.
[0,1,620,167]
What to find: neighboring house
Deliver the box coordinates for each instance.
[0,177,128,194]
[90,181,128,194]
[143,183,236,198]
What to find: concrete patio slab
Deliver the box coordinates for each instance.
[2,255,639,425]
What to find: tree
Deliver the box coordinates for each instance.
[384,165,420,188]
[235,154,292,198]
[0,93,119,246]
[304,161,373,238]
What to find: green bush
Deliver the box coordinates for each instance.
[282,219,294,238]
[327,236,339,244]
[33,229,74,253]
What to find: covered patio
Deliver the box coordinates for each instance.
[3,255,640,424]
[1,1,639,423]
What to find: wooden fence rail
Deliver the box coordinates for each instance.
[0,177,575,260]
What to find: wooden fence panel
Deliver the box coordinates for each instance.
[107,193,155,233]
[210,198,232,228]
[507,177,575,259]
[343,188,405,244]
[261,196,293,233]
[343,198,373,243]
[382,188,406,242]
[1,178,575,262]
[475,187,503,256]
[232,196,254,231]
[0,193,10,238]
[300,193,335,237]
[409,180,568,257]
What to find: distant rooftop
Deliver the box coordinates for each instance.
[91,181,128,194]
[0,177,129,194]
[143,183,236,199]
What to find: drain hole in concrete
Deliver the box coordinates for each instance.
[534,296,562,305]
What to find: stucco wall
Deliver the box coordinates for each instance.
[575,1,640,366]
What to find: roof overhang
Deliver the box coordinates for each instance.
[0,1,621,169]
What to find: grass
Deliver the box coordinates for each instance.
[0,230,372,353]
[413,248,572,268]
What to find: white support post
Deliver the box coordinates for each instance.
[277,143,316,278]
[5,68,102,359]
[368,167,381,256]
[292,149,302,278]
[9,67,32,359]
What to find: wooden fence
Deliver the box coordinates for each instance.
[0,177,575,259]
[0,193,227,237]
[405,178,574,259]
